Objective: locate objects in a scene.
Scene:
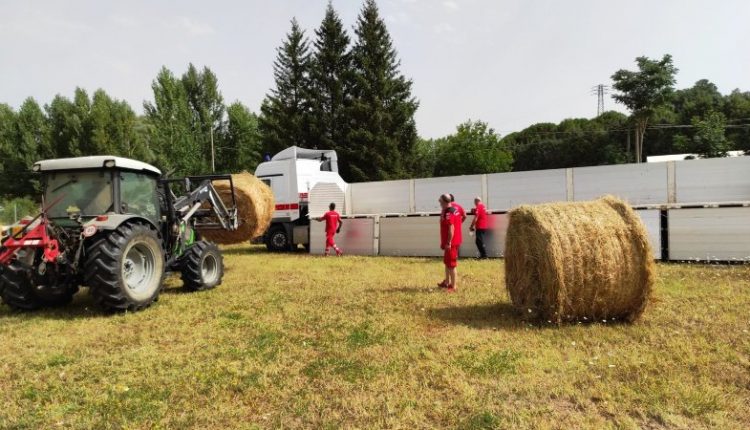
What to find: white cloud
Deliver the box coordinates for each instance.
[442,0,459,10]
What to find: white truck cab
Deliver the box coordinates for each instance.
[255,146,347,251]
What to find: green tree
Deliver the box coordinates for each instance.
[0,104,17,196]
[181,64,225,172]
[309,3,351,153]
[10,98,49,195]
[611,55,677,162]
[89,90,150,160]
[259,19,313,156]
[345,0,419,181]
[143,67,198,176]
[672,79,724,124]
[411,137,437,178]
[433,121,512,176]
[46,91,87,158]
[217,102,262,173]
[675,111,730,158]
[723,89,750,153]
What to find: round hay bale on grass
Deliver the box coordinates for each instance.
[504,195,654,324]
[198,172,274,245]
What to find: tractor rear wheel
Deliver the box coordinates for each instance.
[0,261,76,310]
[179,241,223,291]
[84,223,165,312]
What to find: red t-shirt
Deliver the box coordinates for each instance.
[474,202,488,229]
[440,206,463,247]
[322,211,340,234]
[451,202,466,222]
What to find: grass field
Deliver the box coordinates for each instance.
[0,246,749,429]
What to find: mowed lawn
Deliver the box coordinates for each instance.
[0,246,749,429]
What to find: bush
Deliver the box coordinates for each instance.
[0,197,39,225]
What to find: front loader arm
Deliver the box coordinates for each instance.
[171,176,238,232]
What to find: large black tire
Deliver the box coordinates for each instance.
[84,223,165,312]
[0,261,76,311]
[179,241,224,291]
[265,226,292,252]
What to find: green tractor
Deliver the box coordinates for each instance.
[0,156,239,312]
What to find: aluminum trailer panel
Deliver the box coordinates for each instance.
[379,216,442,257]
[349,180,411,214]
[414,175,482,213]
[635,209,662,260]
[310,217,376,256]
[486,169,567,211]
[674,157,750,204]
[668,207,750,261]
[573,163,668,205]
[460,214,508,258]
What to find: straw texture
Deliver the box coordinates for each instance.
[504,196,654,324]
[199,172,274,244]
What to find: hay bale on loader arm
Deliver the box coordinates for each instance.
[198,172,274,245]
[504,195,654,324]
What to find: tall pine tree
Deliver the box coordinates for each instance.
[345,0,419,181]
[259,19,313,156]
[309,2,351,152]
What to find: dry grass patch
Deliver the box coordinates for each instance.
[0,246,748,429]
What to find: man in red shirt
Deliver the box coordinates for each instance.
[449,193,467,223]
[470,197,489,259]
[438,194,462,292]
[316,202,343,256]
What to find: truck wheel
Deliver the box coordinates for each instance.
[0,261,76,310]
[265,226,291,252]
[179,241,223,291]
[84,223,165,312]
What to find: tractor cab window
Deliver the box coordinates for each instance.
[119,171,159,222]
[44,170,113,219]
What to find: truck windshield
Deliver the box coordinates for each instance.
[44,170,113,218]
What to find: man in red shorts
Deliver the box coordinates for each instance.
[438,194,462,292]
[316,202,343,256]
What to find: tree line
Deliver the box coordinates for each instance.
[1,0,749,203]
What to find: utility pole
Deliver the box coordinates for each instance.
[590,84,609,116]
[210,127,215,173]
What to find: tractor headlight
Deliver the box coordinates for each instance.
[103,159,116,168]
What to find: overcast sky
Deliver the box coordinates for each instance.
[1,0,748,138]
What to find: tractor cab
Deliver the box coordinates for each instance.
[34,156,162,227]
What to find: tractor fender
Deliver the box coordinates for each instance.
[82,214,160,236]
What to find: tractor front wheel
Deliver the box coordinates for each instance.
[84,223,165,312]
[179,241,224,291]
[0,261,76,310]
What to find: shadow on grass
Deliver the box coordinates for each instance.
[428,302,530,331]
[220,246,309,257]
[0,290,112,320]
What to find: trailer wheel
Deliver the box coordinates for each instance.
[179,241,223,291]
[0,261,76,310]
[84,222,165,312]
[265,226,291,252]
